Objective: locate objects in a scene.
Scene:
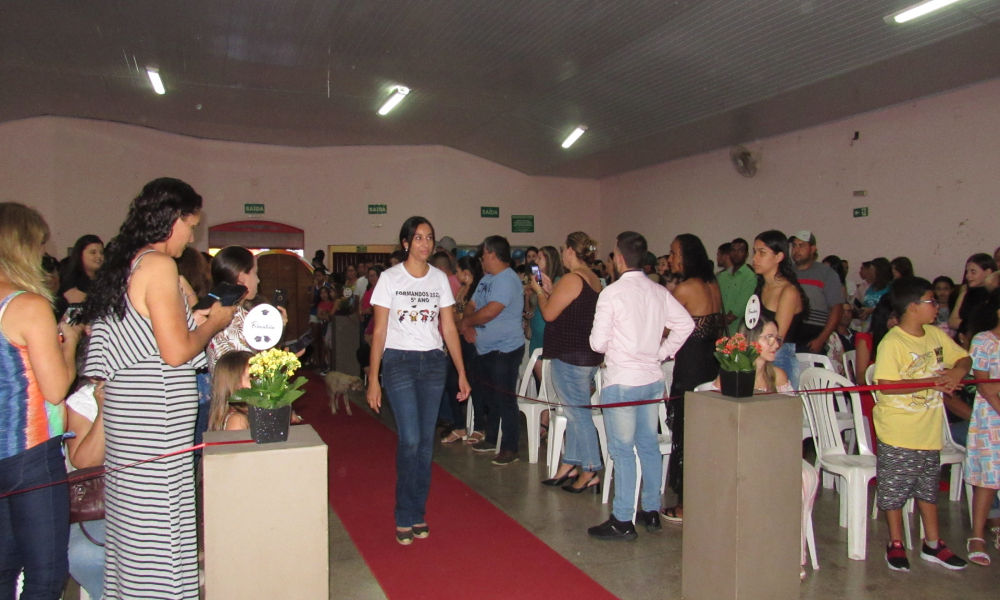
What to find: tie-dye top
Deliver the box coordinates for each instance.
[0,291,66,459]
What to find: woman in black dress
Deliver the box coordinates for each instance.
[662,234,725,523]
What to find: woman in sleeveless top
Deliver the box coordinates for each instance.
[82,179,235,600]
[751,230,806,389]
[0,203,81,599]
[531,233,604,492]
[661,234,725,523]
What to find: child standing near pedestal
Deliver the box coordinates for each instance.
[874,277,971,572]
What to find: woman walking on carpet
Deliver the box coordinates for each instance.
[366,216,471,545]
[83,178,235,599]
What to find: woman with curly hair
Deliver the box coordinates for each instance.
[0,203,81,599]
[660,233,726,523]
[82,178,235,600]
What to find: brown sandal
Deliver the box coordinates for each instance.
[465,431,485,445]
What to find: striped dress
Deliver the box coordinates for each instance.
[85,252,205,600]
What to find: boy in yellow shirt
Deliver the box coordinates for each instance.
[874,277,971,572]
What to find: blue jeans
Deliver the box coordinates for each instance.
[0,437,69,600]
[550,360,602,472]
[773,342,799,390]
[476,345,525,453]
[68,519,105,599]
[601,381,664,522]
[382,348,448,528]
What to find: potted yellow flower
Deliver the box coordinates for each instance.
[713,333,762,398]
[230,348,307,443]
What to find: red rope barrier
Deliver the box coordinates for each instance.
[474,377,1000,409]
[0,439,255,500]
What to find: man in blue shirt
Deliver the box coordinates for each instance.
[459,236,525,466]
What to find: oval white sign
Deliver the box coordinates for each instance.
[243,303,284,351]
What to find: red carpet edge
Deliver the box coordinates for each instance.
[295,373,619,600]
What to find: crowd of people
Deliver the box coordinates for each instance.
[2,178,1000,599]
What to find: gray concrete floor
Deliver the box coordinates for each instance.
[328,400,999,599]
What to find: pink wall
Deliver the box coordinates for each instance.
[600,78,1000,282]
[4,76,999,282]
[0,117,600,257]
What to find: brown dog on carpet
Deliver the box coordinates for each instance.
[324,371,365,416]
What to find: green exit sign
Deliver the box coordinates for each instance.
[853,207,869,218]
[481,206,500,218]
[368,204,387,215]
[244,203,265,215]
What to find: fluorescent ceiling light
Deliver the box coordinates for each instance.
[561,125,587,149]
[146,68,165,95]
[378,86,410,115]
[888,0,963,24]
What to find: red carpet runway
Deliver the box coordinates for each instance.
[295,374,618,600]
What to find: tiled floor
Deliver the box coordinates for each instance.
[329,401,998,599]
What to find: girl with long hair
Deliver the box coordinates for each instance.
[367,216,471,545]
[530,233,604,492]
[59,234,104,305]
[208,351,253,431]
[949,253,997,344]
[751,230,806,389]
[660,233,725,523]
[82,178,235,600]
[0,203,82,599]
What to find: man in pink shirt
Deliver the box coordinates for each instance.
[588,231,694,541]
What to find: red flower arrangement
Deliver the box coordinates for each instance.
[714,333,763,372]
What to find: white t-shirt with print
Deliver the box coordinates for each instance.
[371,263,455,351]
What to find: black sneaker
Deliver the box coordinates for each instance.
[396,528,414,546]
[471,439,497,453]
[636,510,662,533]
[412,524,429,539]
[885,541,910,571]
[920,540,967,570]
[588,516,638,541]
[492,450,519,466]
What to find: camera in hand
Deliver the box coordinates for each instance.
[272,288,288,308]
[65,304,84,325]
[192,282,248,311]
[530,264,542,285]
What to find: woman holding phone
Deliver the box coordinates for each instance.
[367,216,471,545]
[83,179,236,599]
[530,232,604,492]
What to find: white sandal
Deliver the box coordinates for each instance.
[967,538,991,566]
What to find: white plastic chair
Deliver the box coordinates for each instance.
[495,347,548,461]
[797,352,834,373]
[513,348,549,463]
[842,350,857,384]
[799,367,877,561]
[693,380,715,392]
[802,459,820,571]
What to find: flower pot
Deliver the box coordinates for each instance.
[718,369,755,398]
[247,405,292,444]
